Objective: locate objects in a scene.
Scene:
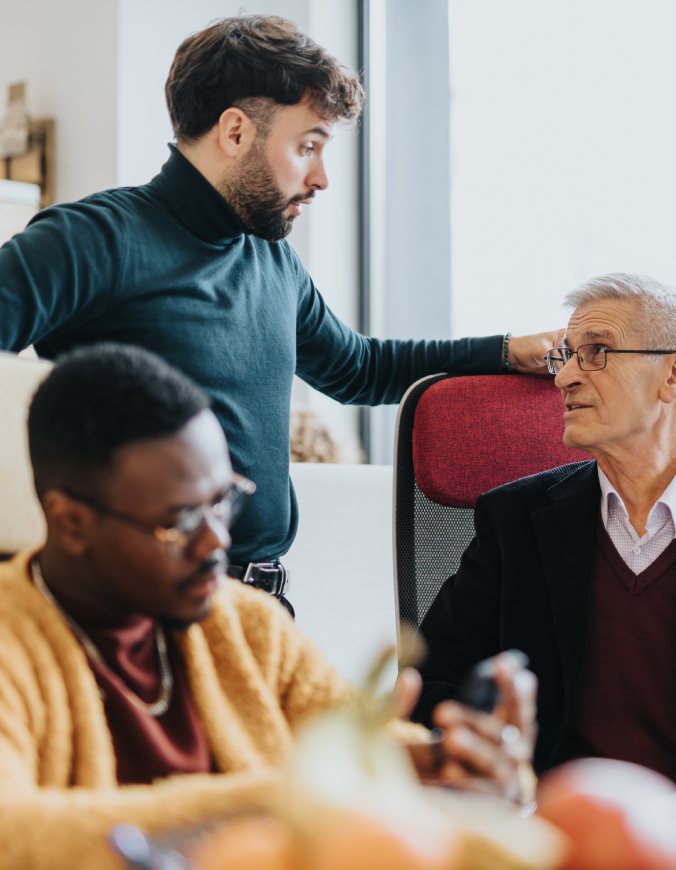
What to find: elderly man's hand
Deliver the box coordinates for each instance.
[508,330,564,374]
[406,652,537,803]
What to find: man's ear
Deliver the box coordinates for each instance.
[216,107,257,159]
[659,355,676,405]
[42,490,94,556]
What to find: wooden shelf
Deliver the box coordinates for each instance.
[0,117,55,207]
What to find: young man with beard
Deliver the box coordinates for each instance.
[0,15,556,609]
[0,344,537,867]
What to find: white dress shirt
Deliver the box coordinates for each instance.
[598,467,676,574]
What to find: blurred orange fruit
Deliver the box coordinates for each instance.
[301,811,458,870]
[537,758,676,870]
[192,813,296,870]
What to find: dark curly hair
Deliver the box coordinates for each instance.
[166,15,364,142]
[28,343,210,498]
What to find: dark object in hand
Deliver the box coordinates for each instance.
[459,650,529,712]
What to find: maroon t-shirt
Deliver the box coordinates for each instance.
[560,519,676,781]
[41,583,212,784]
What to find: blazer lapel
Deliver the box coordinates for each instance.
[532,462,600,721]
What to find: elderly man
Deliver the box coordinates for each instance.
[415,273,676,782]
[0,15,556,609]
[0,344,536,868]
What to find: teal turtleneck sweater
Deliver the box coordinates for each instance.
[0,146,502,564]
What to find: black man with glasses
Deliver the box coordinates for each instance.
[415,273,676,783]
[0,342,538,867]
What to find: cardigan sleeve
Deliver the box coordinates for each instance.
[238,589,431,746]
[0,770,281,869]
[222,581,356,728]
[276,616,355,727]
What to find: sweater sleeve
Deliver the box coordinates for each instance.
[225,582,356,728]
[229,589,432,748]
[292,252,503,406]
[0,771,281,869]
[276,616,356,728]
[0,201,124,352]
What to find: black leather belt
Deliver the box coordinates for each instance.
[228,560,294,617]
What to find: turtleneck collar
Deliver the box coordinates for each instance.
[146,143,248,245]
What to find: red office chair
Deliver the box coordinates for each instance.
[393,373,589,629]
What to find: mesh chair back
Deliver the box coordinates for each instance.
[393,373,589,629]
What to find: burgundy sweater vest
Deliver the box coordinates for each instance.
[561,520,676,781]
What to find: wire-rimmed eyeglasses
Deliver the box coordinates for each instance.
[61,473,256,552]
[545,343,676,375]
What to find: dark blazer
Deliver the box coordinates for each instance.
[414,460,600,773]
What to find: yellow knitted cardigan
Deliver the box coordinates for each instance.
[0,552,356,868]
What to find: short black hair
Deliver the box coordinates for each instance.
[28,343,210,498]
[165,15,364,142]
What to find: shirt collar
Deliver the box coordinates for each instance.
[597,466,676,535]
[145,144,248,245]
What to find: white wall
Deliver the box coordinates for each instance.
[449,0,676,337]
[294,0,361,458]
[0,0,118,202]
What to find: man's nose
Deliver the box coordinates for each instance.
[307,158,329,191]
[195,511,231,556]
[554,353,583,391]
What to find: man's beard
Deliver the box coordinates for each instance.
[219,141,300,242]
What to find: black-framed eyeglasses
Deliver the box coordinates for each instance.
[61,473,256,552]
[545,343,676,375]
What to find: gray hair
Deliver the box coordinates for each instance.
[564,273,676,346]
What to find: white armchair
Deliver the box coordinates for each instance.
[0,351,52,555]
[285,462,397,686]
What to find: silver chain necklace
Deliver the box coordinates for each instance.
[31,558,173,718]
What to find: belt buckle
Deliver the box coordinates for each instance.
[242,561,289,598]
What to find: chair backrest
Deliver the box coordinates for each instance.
[0,351,53,556]
[393,373,589,630]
